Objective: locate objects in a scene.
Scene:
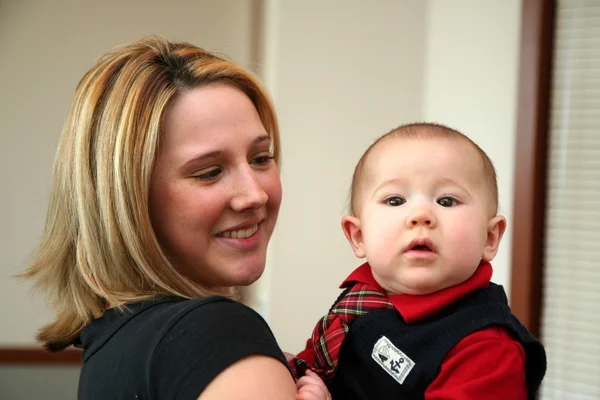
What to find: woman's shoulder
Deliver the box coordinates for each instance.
[124,295,282,360]
[78,295,288,399]
[156,295,276,345]
[122,294,258,321]
[78,295,266,358]
[143,295,271,334]
[150,296,289,399]
[165,295,260,317]
[141,296,274,341]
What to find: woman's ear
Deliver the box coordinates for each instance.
[341,215,366,259]
[482,215,507,261]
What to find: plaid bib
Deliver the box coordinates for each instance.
[292,282,394,382]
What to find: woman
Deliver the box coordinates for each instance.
[24,36,329,400]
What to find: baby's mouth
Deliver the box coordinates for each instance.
[411,244,432,251]
[405,237,437,253]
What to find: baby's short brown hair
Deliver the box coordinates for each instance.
[349,122,499,216]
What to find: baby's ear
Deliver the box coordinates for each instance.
[341,215,366,259]
[482,215,507,261]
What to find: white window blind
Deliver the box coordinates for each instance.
[539,1,600,399]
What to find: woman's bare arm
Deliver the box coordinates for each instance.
[198,355,297,400]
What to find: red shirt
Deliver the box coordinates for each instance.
[314,262,528,399]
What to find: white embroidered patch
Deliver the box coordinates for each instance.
[371,336,415,385]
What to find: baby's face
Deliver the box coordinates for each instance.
[352,137,502,295]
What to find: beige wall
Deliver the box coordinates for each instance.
[0,0,523,354]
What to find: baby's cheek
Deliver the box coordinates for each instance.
[362,211,405,261]
[364,237,399,272]
[447,222,469,239]
[365,221,395,249]
[447,224,487,262]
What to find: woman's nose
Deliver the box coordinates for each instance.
[230,168,268,212]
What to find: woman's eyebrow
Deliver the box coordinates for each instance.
[253,135,271,146]
[182,150,224,170]
[181,135,271,170]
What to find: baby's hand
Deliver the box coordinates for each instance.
[296,369,331,400]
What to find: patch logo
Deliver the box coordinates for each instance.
[371,336,415,384]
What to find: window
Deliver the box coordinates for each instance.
[511,0,600,398]
[539,1,600,398]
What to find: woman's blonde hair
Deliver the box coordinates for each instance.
[23,36,281,351]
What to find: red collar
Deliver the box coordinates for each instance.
[341,261,492,323]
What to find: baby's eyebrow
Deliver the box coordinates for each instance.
[373,178,406,193]
[435,178,473,192]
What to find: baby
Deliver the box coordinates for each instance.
[291,123,546,399]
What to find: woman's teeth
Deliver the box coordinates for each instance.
[218,224,258,239]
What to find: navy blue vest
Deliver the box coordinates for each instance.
[328,284,546,399]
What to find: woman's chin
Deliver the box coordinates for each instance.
[236,266,265,286]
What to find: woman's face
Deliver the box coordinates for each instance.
[149,83,282,290]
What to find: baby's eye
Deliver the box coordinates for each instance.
[437,197,457,207]
[251,155,275,166]
[195,167,222,181]
[386,197,405,207]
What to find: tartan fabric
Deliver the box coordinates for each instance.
[292,282,394,382]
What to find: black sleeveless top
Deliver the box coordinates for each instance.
[75,296,289,399]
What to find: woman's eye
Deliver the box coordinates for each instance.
[251,155,275,166]
[437,197,457,207]
[386,197,405,207]
[195,167,222,180]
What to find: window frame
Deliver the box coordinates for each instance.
[510,0,556,338]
